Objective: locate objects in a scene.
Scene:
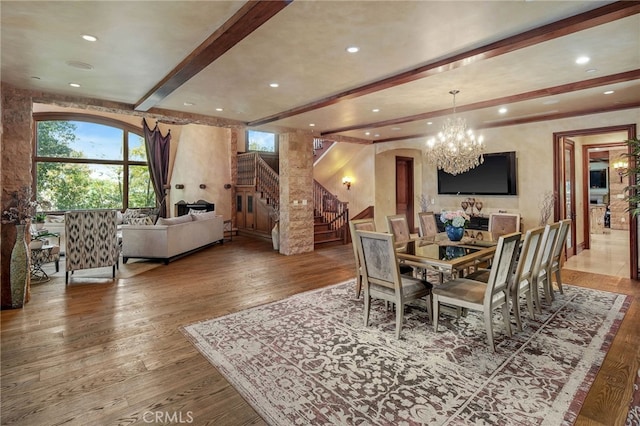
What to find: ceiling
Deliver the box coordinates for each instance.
[2,1,639,145]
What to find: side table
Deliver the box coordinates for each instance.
[30,244,60,282]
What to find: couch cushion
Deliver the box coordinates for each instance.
[157,215,193,226]
[190,211,218,221]
[130,216,154,225]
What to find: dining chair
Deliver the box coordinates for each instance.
[488,213,520,240]
[385,214,415,252]
[546,219,572,301]
[348,218,377,299]
[432,232,521,352]
[417,211,439,240]
[510,225,545,331]
[355,229,432,339]
[531,221,561,310]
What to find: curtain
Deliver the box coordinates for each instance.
[143,118,171,218]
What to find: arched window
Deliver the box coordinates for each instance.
[33,113,153,212]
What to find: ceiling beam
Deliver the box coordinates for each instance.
[320,69,640,136]
[375,100,640,144]
[248,1,640,127]
[135,0,292,112]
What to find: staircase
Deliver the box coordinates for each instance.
[237,152,348,248]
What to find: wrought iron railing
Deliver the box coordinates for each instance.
[313,180,349,243]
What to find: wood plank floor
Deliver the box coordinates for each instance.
[1,236,638,425]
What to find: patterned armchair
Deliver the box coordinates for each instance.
[65,210,119,285]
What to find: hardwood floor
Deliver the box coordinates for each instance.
[1,236,638,425]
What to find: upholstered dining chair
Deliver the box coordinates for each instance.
[531,221,561,310]
[546,219,572,301]
[385,214,415,252]
[348,218,377,298]
[417,211,439,240]
[355,230,432,339]
[65,210,119,285]
[432,232,521,352]
[488,213,521,240]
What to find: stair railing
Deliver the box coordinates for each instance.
[237,152,279,212]
[313,180,349,243]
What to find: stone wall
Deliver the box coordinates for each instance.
[1,84,34,308]
[608,147,630,231]
[278,131,314,255]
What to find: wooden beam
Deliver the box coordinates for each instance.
[135,0,292,112]
[248,1,640,127]
[320,69,640,136]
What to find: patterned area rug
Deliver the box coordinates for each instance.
[182,280,630,425]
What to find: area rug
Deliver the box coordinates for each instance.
[182,280,630,426]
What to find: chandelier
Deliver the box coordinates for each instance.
[425,90,484,175]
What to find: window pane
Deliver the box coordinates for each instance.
[37,121,124,160]
[128,132,146,161]
[247,130,276,152]
[36,162,123,210]
[129,165,154,208]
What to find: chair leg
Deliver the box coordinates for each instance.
[65,271,69,285]
[55,260,59,273]
[525,290,535,320]
[554,268,564,294]
[531,278,542,314]
[433,297,440,332]
[484,309,495,352]
[501,302,512,338]
[363,295,371,327]
[512,289,523,332]
[355,275,362,299]
[395,303,404,339]
[543,273,553,304]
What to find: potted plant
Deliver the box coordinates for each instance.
[439,210,470,241]
[621,137,640,217]
[34,212,46,230]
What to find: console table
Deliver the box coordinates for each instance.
[30,244,60,282]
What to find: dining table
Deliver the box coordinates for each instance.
[396,235,497,282]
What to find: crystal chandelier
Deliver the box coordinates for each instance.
[425,90,484,175]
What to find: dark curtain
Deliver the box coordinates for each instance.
[143,118,171,218]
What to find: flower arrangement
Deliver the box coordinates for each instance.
[439,210,470,228]
[1,186,40,225]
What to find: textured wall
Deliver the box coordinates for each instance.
[1,85,33,308]
[279,131,314,255]
[608,147,630,231]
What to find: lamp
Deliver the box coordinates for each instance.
[342,176,352,190]
[425,90,484,175]
[613,159,628,183]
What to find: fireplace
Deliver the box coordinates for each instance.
[175,200,215,217]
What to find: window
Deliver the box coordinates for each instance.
[34,114,153,212]
[246,130,277,152]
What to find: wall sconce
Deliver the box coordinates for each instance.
[175,184,184,189]
[199,184,206,189]
[224,183,232,190]
[342,176,353,190]
[613,160,628,183]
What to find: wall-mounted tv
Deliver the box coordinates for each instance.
[437,151,518,195]
[589,169,608,189]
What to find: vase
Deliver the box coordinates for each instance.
[272,222,279,251]
[9,224,30,309]
[445,225,464,242]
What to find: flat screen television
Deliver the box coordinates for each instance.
[589,169,608,189]
[437,151,518,195]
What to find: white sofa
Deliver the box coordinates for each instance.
[121,212,224,264]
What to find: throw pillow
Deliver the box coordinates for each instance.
[156,215,193,226]
[129,216,154,225]
[188,208,210,215]
[190,211,218,221]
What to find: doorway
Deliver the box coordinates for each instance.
[395,156,414,232]
[553,124,637,279]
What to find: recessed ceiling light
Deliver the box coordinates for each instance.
[269,83,279,88]
[498,107,508,114]
[372,108,380,113]
[586,68,598,73]
[215,108,223,112]
[374,134,380,137]
[183,102,194,106]
[346,46,359,53]
[309,123,315,127]
[82,34,97,42]
[575,56,590,65]
[542,99,559,105]
[604,90,615,95]
[69,83,80,88]
[427,122,433,125]
[365,131,371,136]
[391,127,401,131]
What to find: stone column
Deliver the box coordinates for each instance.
[1,84,34,307]
[278,131,314,255]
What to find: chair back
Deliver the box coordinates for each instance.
[349,218,376,270]
[534,221,561,275]
[418,211,438,239]
[488,213,520,239]
[355,230,401,293]
[386,214,411,251]
[552,219,571,264]
[65,210,119,273]
[484,232,521,305]
[512,226,545,291]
